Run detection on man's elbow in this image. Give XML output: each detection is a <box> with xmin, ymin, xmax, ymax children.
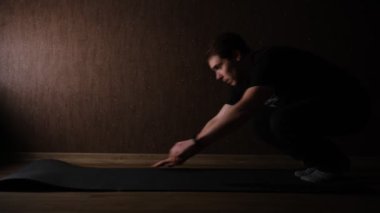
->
<box><xmin>230</xmin><ymin>106</ymin><xmax>254</xmax><ymax>120</ymax></box>
<box><xmin>233</xmin><ymin>98</ymin><xmax>269</xmax><ymax>119</ymax></box>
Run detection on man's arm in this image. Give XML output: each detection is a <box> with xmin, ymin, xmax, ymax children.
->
<box><xmin>199</xmin><ymin>104</ymin><xmax>233</xmax><ymax>133</ymax></box>
<box><xmin>194</xmin><ymin>85</ymin><xmax>274</xmax><ymax>148</ymax></box>
<box><xmin>151</xmin><ymin>85</ymin><xmax>274</xmax><ymax>168</ymax></box>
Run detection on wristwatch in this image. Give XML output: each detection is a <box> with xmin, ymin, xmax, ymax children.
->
<box><xmin>191</xmin><ymin>135</ymin><xmax>200</xmax><ymax>145</ymax></box>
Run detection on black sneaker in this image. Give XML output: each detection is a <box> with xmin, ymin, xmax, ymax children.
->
<box><xmin>299</xmin><ymin>169</ymin><xmax>344</xmax><ymax>183</ymax></box>
<box><xmin>294</xmin><ymin>167</ymin><xmax>317</xmax><ymax>177</ymax></box>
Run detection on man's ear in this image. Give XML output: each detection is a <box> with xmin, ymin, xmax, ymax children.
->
<box><xmin>234</xmin><ymin>50</ymin><xmax>242</xmax><ymax>61</ymax></box>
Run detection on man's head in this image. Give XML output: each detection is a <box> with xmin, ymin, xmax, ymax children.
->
<box><xmin>206</xmin><ymin>33</ymin><xmax>251</xmax><ymax>86</ymax></box>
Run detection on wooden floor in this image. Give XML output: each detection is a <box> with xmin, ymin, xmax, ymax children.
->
<box><xmin>0</xmin><ymin>153</ymin><xmax>379</xmax><ymax>213</ymax></box>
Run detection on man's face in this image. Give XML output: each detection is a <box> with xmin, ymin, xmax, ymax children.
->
<box><xmin>208</xmin><ymin>55</ymin><xmax>238</xmax><ymax>86</ymax></box>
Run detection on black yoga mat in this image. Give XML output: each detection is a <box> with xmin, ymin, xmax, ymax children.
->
<box><xmin>0</xmin><ymin>159</ymin><xmax>376</xmax><ymax>193</ymax></box>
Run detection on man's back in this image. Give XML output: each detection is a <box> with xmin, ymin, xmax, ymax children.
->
<box><xmin>248</xmin><ymin>46</ymin><xmax>367</xmax><ymax>104</ymax></box>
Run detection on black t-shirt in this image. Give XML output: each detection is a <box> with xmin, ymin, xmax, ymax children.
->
<box><xmin>226</xmin><ymin>46</ymin><xmax>364</xmax><ymax>106</ymax></box>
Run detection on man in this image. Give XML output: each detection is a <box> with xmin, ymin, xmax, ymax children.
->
<box><xmin>152</xmin><ymin>33</ymin><xmax>371</xmax><ymax>183</ymax></box>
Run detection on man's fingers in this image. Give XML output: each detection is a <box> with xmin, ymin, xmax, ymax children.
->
<box><xmin>151</xmin><ymin>160</ymin><xmax>167</xmax><ymax>168</ymax></box>
<box><xmin>151</xmin><ymin>157</ymin><xmax>182</xmax><ymax>168</ymax></box>
<box><xmin>152</xmin><ymin>159</ymin><xmax>171</xmax><ymax>168</ymax></box>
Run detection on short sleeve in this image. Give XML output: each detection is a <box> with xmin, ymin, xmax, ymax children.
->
<box><xmin>226</xmin><ymin>85</ymin><xmax>246</xmax><ymax>105</ymax></box>
<box><xmin>247</xmin><ymin>51</ymin><xmax>272</xmax><ymax>87</ymax></box>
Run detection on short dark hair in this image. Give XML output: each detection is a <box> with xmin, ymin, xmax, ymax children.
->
<box><xmin>206</xmin><ymin>32</ymin><xmax>251</xmax><ymax>60</ymax></box>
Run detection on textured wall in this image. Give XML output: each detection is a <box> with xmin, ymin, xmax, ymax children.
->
<box><xmin>0</xmin><ymin>0</ymin><xmax>378</xmax><ymax>155</ymax></box>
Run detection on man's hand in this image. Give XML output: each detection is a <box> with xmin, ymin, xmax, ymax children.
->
<box><xmin>151</xmin><ymin>139</ymin><xmax>203</xmax><ymax>168</ymax></box>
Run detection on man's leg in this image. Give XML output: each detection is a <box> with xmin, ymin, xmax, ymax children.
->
<box><xmin>265</xmin><ymin>97</ymin><xmax>353</xmax><ymax>173</ymax></box>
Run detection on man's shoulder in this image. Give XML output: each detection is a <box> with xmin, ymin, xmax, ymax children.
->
<box><xmin>251</xmin><ymin>45</ymin><xmax>296</xmax><ymax>67</ymax></box>
<box><xmin>255</xmin><ymin>45</ymin><xmax>303</xmax><ymax>55</ymax></box>
<box><xmin>254</xmin><ymin>45</ymin><xmax>318</xmax><ymax>66</ymax></box>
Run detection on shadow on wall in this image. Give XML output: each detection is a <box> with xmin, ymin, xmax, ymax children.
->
<box><xmin>0</xmin><ymin>89</ymin><xmax>32</xmax><ymax>167</ymax></box>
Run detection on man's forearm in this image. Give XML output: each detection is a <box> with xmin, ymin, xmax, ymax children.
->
<box><xmin>201</xmin><ymin>117</ymin><xmax>217</xmax><ymax>133</ymax></box>
<box><xmin>194</xmin><ymin>108</ymin><xmax>252</xmax><ymax>147</ymax></box>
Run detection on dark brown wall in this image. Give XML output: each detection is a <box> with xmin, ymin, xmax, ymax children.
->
<box><xmin>0</xmin><ymin>0</ymin><xmax>378</xmax><ymax>155</ymax></box>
